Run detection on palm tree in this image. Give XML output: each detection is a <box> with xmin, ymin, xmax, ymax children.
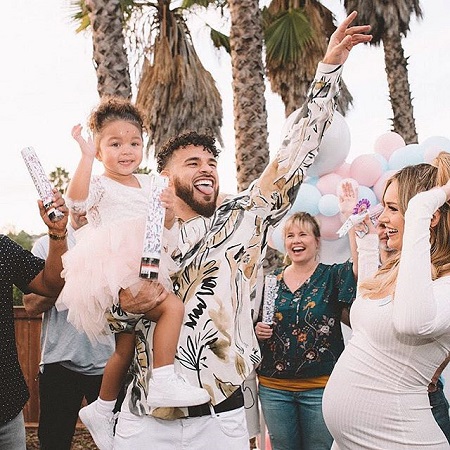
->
<box><xmin>73</xmin><ymin>0</ymin><xmax>132</xmax><ymax>98</ymax></box>
<box><xmin>344</xmin><ymin>0</ymin><xmax>422</xmax><ymax>144</ymax></box>
<box><xmin>133</xmin><ymin>4</ymin><xmax>223</xmax><ymax>154</ymax></box>
<box><xmin>70</xmin><ymin>1</ymin><xmax>223</xmax><ymax>154</ymax></box>
<box><xmin>227</xmin><ymin>0</ymin><xmax>270</xmax><ymax>191</ymax></box>
<box><xmin>49</xmin><ymin>167</ymin><xmax>71</xmax><ymax>194</ymax></box>
<box><xmin>183</xmin><ymin>0</ymin><xmax>281</xmax><ymax>273</ymax></box>
<box><xmin>263</xmin><ymin>0</ymin><xmax>353</xmax><ymax>117</ymax></box>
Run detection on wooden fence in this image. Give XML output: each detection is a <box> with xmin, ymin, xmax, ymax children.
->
<box><xmin>14</xmin><ymin>306</ymin><xmax>41</xmax><ymax>426</ymax></box>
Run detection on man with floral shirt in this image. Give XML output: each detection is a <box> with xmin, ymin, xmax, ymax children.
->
<box><xmin>112</xmin><ymin>12</ymin><xmax>372</xmax><ymax>450</ymax></box>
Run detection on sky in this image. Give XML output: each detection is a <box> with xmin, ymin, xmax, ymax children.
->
<box><xmin>1</xmin><ymin>0</ymin><xmax>449</xmax><ymax>234</ymax></box>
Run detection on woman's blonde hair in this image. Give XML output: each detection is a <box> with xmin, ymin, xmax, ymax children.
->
<box><xmin>359</xmin><ymin>152</ymin><xmax>450</xmax><ymax>296</ymax></box>
<box><xmin>282</xmin><ymin>212</ymin><xmax>321</xmax><ymax>265</ymax></box>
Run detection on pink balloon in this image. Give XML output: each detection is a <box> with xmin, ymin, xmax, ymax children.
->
<box><xmin>373</xmin><ymin>170</ymin><xmax>397</xmax><ymax>201</ymax></box>
<box><xmin>316</xmin><ymin>214</ymin><xmax>341</xmax><ymax>241</ymax></box>
<box><xmin>374</xmin><ymin>132</ymin><xmax>406</xmax><ymax>160</ymax></box>
<box><xmin>350</xmin><ymin>154</ymin><xmax>383</xmax><ymax>187</ymax></box>
<box><xmin>316</xmin><ymin>173</ymin><xmax>343</xmax><ymax>195</ymax></box>
<box><xmin>335</xmin><ymin>162</ymin><xmax>351</xmax><ymax>178</ymax></box>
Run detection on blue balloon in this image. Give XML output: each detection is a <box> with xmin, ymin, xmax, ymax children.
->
<box><xmin>422</xmin><ymin>136</ymin><xmax>450</xmax><ymax>153</ymax></box>
<box><xmin>357</xmin><ymin>185</ymin><xmax>378</xmax><ymax>207</ymax></box>
<box><xmin>291</xmin><ymin>183</ymin><xmax>321</xmax><ymax>216</ymax></box>
<box><xmin>318</xmin><ymin>194</ymin><xmax>340</xmax><ymax>217</ymax></box>
<box><xmin>305</xmin><ymin>175</ymin><xmax>319</xmax><ymax>186</ymax></box>
<box><xmin>270</xmin><ymin>225</ymin><xmax>285</xmax><ymax>253</ymax></box>
<box><xmin>388</xmin><ymin>144</ymin><xmax>424</xmax><ymax>171</ymax></box>
<box><xmin>373</xmin><ymin>153</ymin><xmax>389</xmax><ymax>172</ymax></box>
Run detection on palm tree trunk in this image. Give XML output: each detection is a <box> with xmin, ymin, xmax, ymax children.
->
<box><xmin>383</xmin><ymin>33</ymin><xmax>418</xmax><ymax>144</ymax></box>
<box><xmin>228</xmin><ymin>0</ymin><xmax>283</xmax><ymax>271</ymax></box>
<box><xmin>86</xmin><ymin>0</ymin><xmax>131</xmax><ymax>99</ymax></box>
<box><xmin>228</xmin><ymin>0</ymin><xmax>270</xmax><ymax>192</ymax></box>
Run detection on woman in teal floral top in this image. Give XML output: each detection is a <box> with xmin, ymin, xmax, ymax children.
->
<box><xmin>255</xmin><ymin>212</ymin><xmax>357</xmax><ymax>450</ymax></box>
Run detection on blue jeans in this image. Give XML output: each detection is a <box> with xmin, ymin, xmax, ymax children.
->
<box><xmin>0</xmin><ymin>411</ymin><xmax>26</xmax><ymax>450</ymax></box>
<box><xmin>429</xmin><ymin>379</ymin><xmax>450</xmax><ymax>444</ymax></box>
<box><xmin>258</xmin><ymin>384</ymin><xmax>332</xmax><ymax>450</ymax></box>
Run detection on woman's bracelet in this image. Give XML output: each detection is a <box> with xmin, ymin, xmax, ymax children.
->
<box><xmin>48</xmin><ymin>229</ymin><xmax>68</xmax><ymax>241</ymax></box>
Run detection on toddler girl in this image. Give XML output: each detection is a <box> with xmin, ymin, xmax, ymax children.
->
<box><xmin>57</xmin><ymin>97</ymin><xmax>209</xmax><ymax>449</ymax></box>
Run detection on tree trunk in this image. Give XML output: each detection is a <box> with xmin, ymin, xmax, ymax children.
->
<box><xmin>228</xmin><ymin>0</ymin><xmax>270</xmax><ymax>192</ymax></box>
<box><xmin>87</xmin><ymin>0</ymin><xmax>131</xmax><ymax>99</ymax></box>
<box><xmin>383</xmin><ymin>33</ymin><xmax>418</xmax><ymax>144</ymax></box>
<box><xmin>228</xmin><ymin>0</ymin><xmax>283</xmax><ymax>273</ymax></box>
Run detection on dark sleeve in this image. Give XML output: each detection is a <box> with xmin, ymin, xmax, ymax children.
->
<box><xmin>332</xmin><ymin>260</ymin><xmax>356</xmax><ymax>305</ymax></box>
<box><xmin>0</xmin><ymin>235</ymin><xmax>45</xmax><ymax>293</ymax></box>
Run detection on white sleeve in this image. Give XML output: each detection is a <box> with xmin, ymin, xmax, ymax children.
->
<box><xmin>393</xmin><ymin>188</ymin><xmax>450</xmax><ymax>336</ymax></box>
<box><xmin>66</xmin><ymin>175</ymin><xmax>103</xmax><ymax>214</ymax></box>
<box><xmin>31</xmin><ymin>235</ymin><xmax>50</xmax><ymax>259</ymax></box>
<box><xmin>356</xmin><ymin>234</ymin><xmax>380</xmax><ymax>289</ymax></box>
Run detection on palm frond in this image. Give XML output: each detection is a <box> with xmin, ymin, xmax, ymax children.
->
<box><xmin>210</xmin><ymin>27</ymin><xmax>230</xmax><ymax>53</ymax></box>
<box><xmin>181</xmin><ymin>0</ymin><xmax>217</xmax><ymax>8</ymax></box>
<box><xmin>264</xmin><ymin>9</ymin><xmax>314</xmax><ymax>64</ymax></box>
<box><xmin>136</xmin><ymin>9</ymin><xmax>222</xmax><ymax>154</ymax></box>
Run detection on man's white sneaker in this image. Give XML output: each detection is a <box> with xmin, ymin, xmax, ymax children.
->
<box><xmin>79</xmin><ymin>400</ymin><xmax>115</xmax><ymax>450</ymax></box>
<box><xmin>147</xmin><ymin>373</ymin><xmax>210</xmax><ymax>408</ymax></box>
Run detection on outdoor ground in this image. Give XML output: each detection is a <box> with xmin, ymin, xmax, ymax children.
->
<box><xmin>26</xmin><ymin>428</ymin><xmax>260</xmax><ymax>449</ymax></box>
<box><xmin>26</xmin><ymin>427</ymin><xmax>97</xmax><ymax>449</ymax></box>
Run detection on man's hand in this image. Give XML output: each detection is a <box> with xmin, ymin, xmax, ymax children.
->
<box><xmin>119</xmin><ymin>280</ymin><xmax>169</xmax><ymax>315</ymax></box>
<box><xmin>40</xmin><ymin>189</ymin><xmax>69</xmax><ymax>232</ymax></box>
<box><xmin>323</xmin><ymin>11</ymin><xmax>372</xmax><ymax>65</ymax></box>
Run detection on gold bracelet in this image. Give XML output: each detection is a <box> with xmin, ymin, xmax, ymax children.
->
<box><xmin>48</xmin><ymin>229</ymin><xmax>68</xmax><ymax>241</ymax></box>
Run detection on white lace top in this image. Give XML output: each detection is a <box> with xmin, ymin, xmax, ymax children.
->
<box><xmin>66</xmin><ymin>174</ymin><xmax>152</xmax><ymax>227</ymax></box>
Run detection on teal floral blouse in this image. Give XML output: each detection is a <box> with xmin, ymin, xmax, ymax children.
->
<box><xmin>257</xmin><ymin>262</ymin><xmax>356</xmax><ymax>380</ymax></box>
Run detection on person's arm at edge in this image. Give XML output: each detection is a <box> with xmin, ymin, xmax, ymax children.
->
<box><xmin>27</xmin><ymin>190</ymin><xmax>68</xmax><ymax>297</ymax></box>
<box><xmin>23</xmin><ymin>237</ymin><xmax>56</xmax><ymax>316</ymax></box>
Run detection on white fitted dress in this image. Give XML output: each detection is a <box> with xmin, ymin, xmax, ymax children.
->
<box><xmin>322</xmin><ymin>188</ymin><xmax>450</xmax><ymax>449</ymax></box>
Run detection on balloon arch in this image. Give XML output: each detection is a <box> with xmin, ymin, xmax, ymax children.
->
<box><xmin>268</xmin><ymin>113</ymin><xmax>450</xmax><ymax>255</ymax></box>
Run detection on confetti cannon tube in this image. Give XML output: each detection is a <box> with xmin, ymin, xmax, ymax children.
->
<box><xmin>139</xmin><ymin>174</ymin><xmax>169</xmax><ymax>280</ymax></box>
<box><xmin>262</xmin><ymin>274</ymin><xmax>278</xmax><ymax>325</ymax></box>
<box><xmin>21</xmin><ymin>146</ymin><xmax>64</xmax><ymax>222</ymax></box>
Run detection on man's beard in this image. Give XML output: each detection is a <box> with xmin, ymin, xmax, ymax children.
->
<box><xmin>174</xmin><ymin>178</ymin><xmax>218</xmax><ymax>218</ymax></box>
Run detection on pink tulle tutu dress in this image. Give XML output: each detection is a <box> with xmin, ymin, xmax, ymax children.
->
<box><xmin>57</xmin><ymin>174</ymin><xmax>174</xmax><ymax>342</ymax></box>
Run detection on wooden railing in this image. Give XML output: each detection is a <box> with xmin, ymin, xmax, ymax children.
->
<box><xmin>14</xmin><ymin>306</ymin><xmax>41</xmax><ymax>426</ymax></box>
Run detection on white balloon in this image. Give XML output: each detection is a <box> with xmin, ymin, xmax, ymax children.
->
<box><xmin>308</xmin><ymin>111</ymin><xmax>351</xmax><ymax>177</ymax></box>
<box><xmin>318</xmin><ymin>194</ymin><xmax>340</xmax><ymax>217</ymax></box>
<box><xmin>280</xmin><ymin>110</ymin><xmax>351</xmax><ymax>178</ymax></box>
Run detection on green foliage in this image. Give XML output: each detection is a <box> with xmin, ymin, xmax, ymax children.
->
<box><xmin>134</xmin><ymin>166</ymin><xmax>152</xmax><ymax>174</ymax></box>
<box><xmin>181</xmin><ymin>0</ymin><xmax>219</xmax><ymax>8</ymax></box>
<box><xmin>13</xmin><ymin>286</ymin><xmax>23</xmax><ymax>306</ymax></box>
<box><xmin>49</xmin><ymin>167</ymin><xmax>71</xmax><ymax>194</ymax></box>
<box><xmin>69</xmin><ymin>0</ymin><xmax>138</xmax><ymax>32</ymax></box>
<box><xmin>69</xmin><ymin>0</ymin><xmax>91</xmax><ymax>32</ymax></box>
<box><xmin>210</xmin><ymin>27</ymin><xmax>230</xmax><ymax>54</ymax></box>
<box><xmin>8</xmin><ymin>230</ymin><xmax>40</xmax><ymax>306</ymax></box>
<box><xmin>8</xmin><ymin>230</ymin><xmax>35</xmax><ymax>251</ymax></box>
<box><xmin>263</xmin><ymin>8</ymin><xmax>314</xmax><ymax>65</ymax></box>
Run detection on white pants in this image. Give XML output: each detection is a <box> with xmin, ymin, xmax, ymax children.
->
<box><xmin>113</xmin><ymin>406</ymin><xmax>249</xmax><ymax>450</ymax></box>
